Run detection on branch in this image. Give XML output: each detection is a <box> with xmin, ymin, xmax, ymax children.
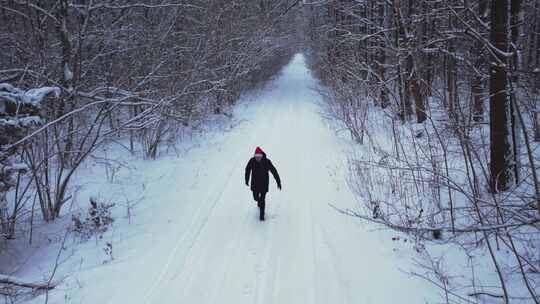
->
<box><xmin>81</xmin><ymin>2</ymin><xmax>204</xmax><ymax>11</ymax></box>
<box><xmin>468</xmin><ymin>292</ymin><xmax>504</xmax><ymax>299</ymax></box>
<box><xmin>0</xmin><ymin>275</ymin><xmax>55</xmax><ymax>290</ymax></box>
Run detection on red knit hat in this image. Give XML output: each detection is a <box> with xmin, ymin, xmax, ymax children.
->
<box><xmin>254</xmin><ymin>146</ymin><xmax>264</xmax><ymax>155</ymax></box>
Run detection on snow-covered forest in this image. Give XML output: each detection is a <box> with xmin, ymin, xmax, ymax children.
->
<box><xmin>303</xmin><ymin>1</ymin><xmax>540</xmax><ymax>302</ymax></box>
<box><xmin>1</xmin><ymin>0</ymin><xmax>539</xmax><ymax>303</ymax></box>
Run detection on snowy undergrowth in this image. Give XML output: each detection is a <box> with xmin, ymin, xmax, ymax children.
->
<box><xmin>339</xmin><ymin>98</ymin><xmax>539</xmax><ymax>303</ymax></box>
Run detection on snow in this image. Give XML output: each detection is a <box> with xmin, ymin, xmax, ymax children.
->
<box><xmin>22</xmin><ymin>87</ymin><xmax>60</xmax><ymax>107</ymax></box>
<box><xmin>0</xmin><ymin>83</ymin><xmax>23</xmax><ymax>103</ymax></box>
<box><xmin>0</xmin><ymin>116</ymin><xmax>42</xmax><ymax>129</ymax></box>
<box><xmin>64</xmin><ymin>63</ymin><xmax>74</xmax><ymax>82</ymax></box>
<box><xmin>1</xmin><ymin>162</ymin><xmax>28</xmax><ymax>172</ymax></box>
<box><xmin>7</xmin><ymin>54</ymin><xmax>440</xmax><ymax>304</ymax></box>
<box><xmin>0</xmin><ymin>83</ymin><xmax>60</xmax><ymax>108</ymax></box>
<box><xmin>17</xmin><ymin>116</ymin><xmax>43</xmax><ymax>126</ymax></box>
<box><xmin>0</xmin><ymin>117</ymin><xmax>18</xmax><ymax>127</ymax></box>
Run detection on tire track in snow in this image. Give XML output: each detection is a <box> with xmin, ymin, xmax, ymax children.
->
<box><xmin>141</xmin><ymin>155</ymin><xmax>239</xmax><ymax>304</ymax></box>
<box><xmin>141</xmin><ymin>54</ymin><xmax>439</xmax><ymax>304</ymax></box>
<box><xmin>208</xmin><ymin>97</ymin><xmax>282</xmax><ymax>304</ymax></box>
<box><xmin>261</xmin><ymin>89</ymin><xmax>317</xmax><ymax>304</ymax></box>
<box><xmin>39</xmin><ymin>54</ymin><xmax>441</xmax><ymax>304</ymax></box>
<box><xmin>256</xmin><ymin>97</ymin><xmax>294</xmax><ymax>304</ymax></box>
<box><xmin>251</xmin><ymin>97</ymin><xmax>287</xmax><ymax>304</ymax></box>
<box><xmin>145</xmin><ymin>92</ymin><xmax>283</xmax><ymax>303</ymax></box>
<box><xmin>142</xmin><ymin>103</ymin><xmax>268</xmax><ymax>303</ymax></box>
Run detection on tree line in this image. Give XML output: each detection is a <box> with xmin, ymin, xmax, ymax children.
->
<box><xmin>0</xmin><ymin>0</ymin><xmax>297</xmax><ymax>255</ymax></box>
<box><xmin>303</xmin><ymin>0</ymin><xmax>539</xmax><ymax>302</ymax></box>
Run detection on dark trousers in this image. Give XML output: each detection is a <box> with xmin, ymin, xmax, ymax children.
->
<box><xmin>252</xmin><ymin>191</ymin><xmax>266</xmax><ymax>219</ymax></box>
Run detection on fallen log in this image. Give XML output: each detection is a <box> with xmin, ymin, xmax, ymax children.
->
<box><xmin>0</xmin><ymin>275</ymin><xmax>55</xmax><ymax>290</ymax></box>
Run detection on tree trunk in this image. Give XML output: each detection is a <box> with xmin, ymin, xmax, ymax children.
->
<box><xmin>378</xmin><ymin>2</ymin><xmax>390</xmax><ymax>108</ymax></box>
<box><xmin>411</xmin><ymin>73</ymin><xmax>426</xmax><ymax>123</ymax></box>
<box><xmin>472</xmin><ymin>77</ymin><xmax>484</xmax><ymax>122</ymax></box>
<box><xmin>536</xmin><ymin>2</ymin><xmax>540</xmax><ymax>141</ymax></box>
<box><xmin>490</xmin><ymin>0</ymin><xmax>513</xmax><ymax>191</ymax></box>
<box><xmin>447</xmin><ymin>11</ymin><xmax>458</xmax><ymax>120</ymax></box>
<box><xmin>410</xmin><ymin>0</ymin><xmax>427</xmax><ymax>124</ymax></box>
<box><xmin>393</xmin><ymin>0</ymin><xmax>412</xmax><ymax>121</ymax></box>
<box><xmin>472</xmin><ymin>0</ymin><xmax>488</xmax><ymax>122</ymax></box>
<box><xmin>510</xmin><ymin>0</ymin><xmax>522</xmax><ymax>184</ymax></box>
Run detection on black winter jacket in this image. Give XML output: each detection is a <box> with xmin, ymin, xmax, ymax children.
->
<box><xmin>245</xmin><ymin>153</ymin><xmax>281</xmax><ymax>193</ymax></box>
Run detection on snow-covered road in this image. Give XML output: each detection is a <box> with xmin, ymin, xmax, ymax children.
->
<box><xmin>32</xmin><ymin>54</ymin><xmax>437</xmax><ymax>304</ymax></box>
<box><xmin>134</xmin><ymin>54</ymin><xmax>436</xmax><ymax>304</ymax></box>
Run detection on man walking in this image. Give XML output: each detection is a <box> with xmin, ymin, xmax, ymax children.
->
<box><xmin>245</xmin><ymin>147</ymin><xmax>281</xmax><ymax>221</ymax></box>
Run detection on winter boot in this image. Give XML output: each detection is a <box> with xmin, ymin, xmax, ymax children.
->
<box><xmin>259</xmin><ymin>201</ymin><xmax>265</xmax><ymax>221</ymax></box>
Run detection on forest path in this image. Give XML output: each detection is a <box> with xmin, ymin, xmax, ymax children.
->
<box><xmin>65</xmin><ymin>54</ymin><xmax>436</xmax><ymax>304</ymax></box>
